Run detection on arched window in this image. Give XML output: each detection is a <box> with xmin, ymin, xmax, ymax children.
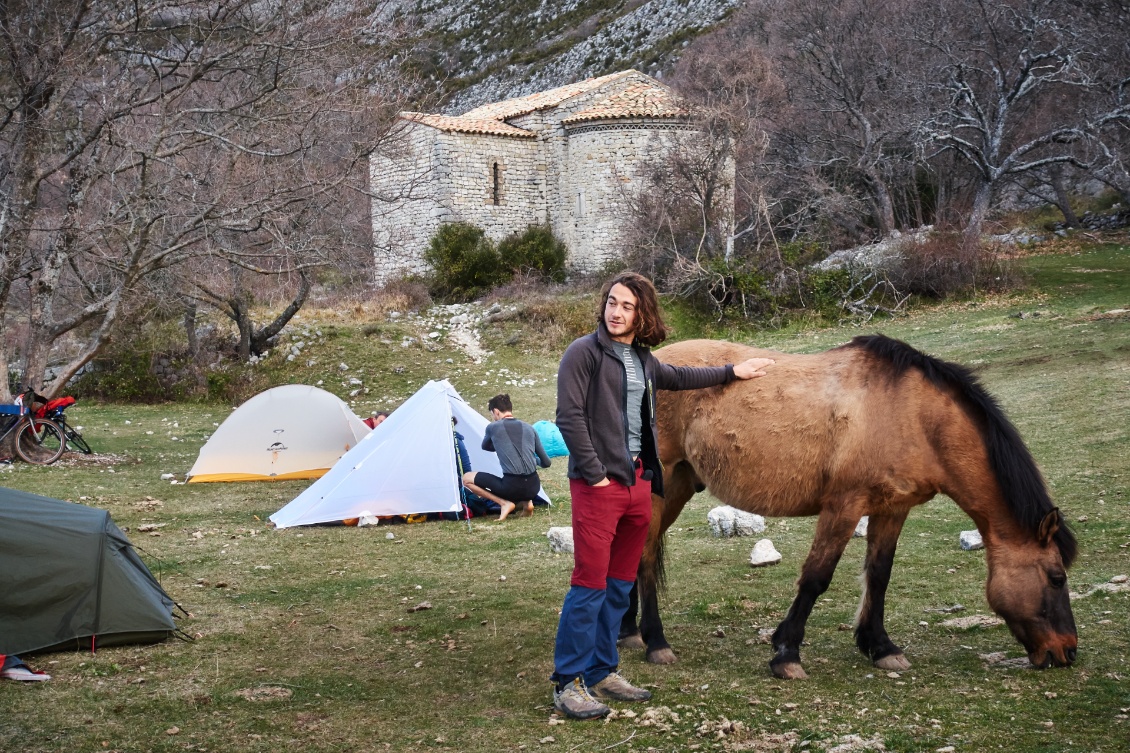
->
<box><xmin>491</xmin><ymin>162</ymin><xmax>501</xmax><ymax>205</ymax></box>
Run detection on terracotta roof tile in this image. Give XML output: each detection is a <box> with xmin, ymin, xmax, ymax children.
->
<box><xmin>560</xmin><ymin>81</ymin><xmax>690</xmax><ymax>125</ymax></box>
<box><xmin>400</xmin><ymin>112</ymin><xmax>536</xmax><ymax>138</ymax></box>
<box><xmin>460</xmin><ymin>70</ymin><xmax>638</xmax><ymax>120</ymax></box>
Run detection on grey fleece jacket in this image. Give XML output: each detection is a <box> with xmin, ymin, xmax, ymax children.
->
<box><xmin>555</xmin><ymin>324</ymin><xmax>734</xmax><ymax>497</ymax></box>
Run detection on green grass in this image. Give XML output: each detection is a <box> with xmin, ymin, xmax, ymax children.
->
<box><xmin>2</xmin><ymin>242</ymin><xmax>1128</xmax><ymax>752</ymax></box>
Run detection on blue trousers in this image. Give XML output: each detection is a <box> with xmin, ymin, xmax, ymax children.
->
<box><xmin>551</xmin><ymin>577</ymin><xmax>633</xmax><ymax>688</ymax></box>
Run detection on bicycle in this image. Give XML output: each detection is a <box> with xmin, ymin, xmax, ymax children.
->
<box><xmin>35</xmin><ymin>395</ymin><xmax>92</xmax><ymax>454</ymax></box>
<box><xmin>0</xmin><ymin>389</ymin><xmax>65</xmax><ymax>464</ymax></box>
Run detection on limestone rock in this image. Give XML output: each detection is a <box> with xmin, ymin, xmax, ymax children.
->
<box><xmin>959</xmin><ymin>530</ymin><xmax>984</xmax><ymax>550</ymax></box>
<box><xmin>749</xmin><ymin>539</ymin><xmax>782</xmax><ymax>567</ymax></box>
<box><xmin>708</xmin><ymin>506</ymin><xmax>766</xmax><ymax>538</ymax></box>
<box><xmin>547</xmin><ymin>526</ymin><xmax>574</xmax><ymax>554</ymax></box>
<box><xmin>853</xmin><ymin>517</ymin><xmax>868</xmax><ymax>538</ymax></box>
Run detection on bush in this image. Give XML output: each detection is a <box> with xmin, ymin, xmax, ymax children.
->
<box><xmin>497</xmin><ymin>224</ymin><xmax>567</xmax><ymax>282</ymax></box>
<box><xmin>423</xmin><ymin>223</ymin><xmax>509</xmax><ymax>302</ymax></box>
<box><xmin>75</xmin><ymin>352</ymin><xmax>189</xmax><ymax>402</ymax></box>
<box><xmin>424</xmin><ymin>222</ymin><xmax>569</xmax><ymax>302</ymax></box>
<box><xmin>893</xmin><ymin>232</ymin><xmax>1019</xmax><ymax>298</ymax></box>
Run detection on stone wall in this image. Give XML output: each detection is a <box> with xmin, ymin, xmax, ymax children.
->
<box><xmin>371</xmin><ymin>127</ymin><xmax>544</xmax><ymax>284</ymax></box>
<box><xmin>370</xmin><ymin>126</ymin><xmax>444</xmax><ymax>283</ymax></box>
<box><xmin>559</xmin><ymin>121</ymin><xmax>700</xmax><ymax>272</ymax></box>
<box><xmin>438</xmin><ymin>131</ymin><xmax>544</xmax><ymax>244</ymax></box>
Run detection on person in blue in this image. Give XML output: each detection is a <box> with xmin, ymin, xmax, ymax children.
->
<box><xmin>463</xmin><ymin>394</ymin><xmax>551</xmax><ymax>521</ymax></box>
<box><xmin>451</xmin><ymin>416</ymin><xmax>492</xmax><ymax>518</ymax></box>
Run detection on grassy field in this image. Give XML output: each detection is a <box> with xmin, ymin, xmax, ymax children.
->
<box><xmin>2</xmin><ymin>241</ymin><xmax>1128</xmax><ymax>752</ymax></box>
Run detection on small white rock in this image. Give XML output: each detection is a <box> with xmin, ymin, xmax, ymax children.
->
<box><xmin>959</xmin><ymin>530</ymin><xmax>984</xmax><ymax>550</ymax></box>
<box><xmin>750</xmin><ymin>539</ymin><xmax>782</xmax><ymax>567</ymax></box>
<box><xmin>854</xmin><ymin>517</ymin><xmax>869</xmax><ymax>538</ymax></box>
<box><xmin>160</xmin><ymin>473</ymin><xmax>175</xmax><ymax>480</ymax></box>
<box><xmin>547</xmin><ymin>526</ymin><xmax>574</xmax><ymax>553</ymax></box>
<box><xmin>1111</xmin><ymin>574</ymin><xmax>1129</xmax><ymax>584</ymax></box>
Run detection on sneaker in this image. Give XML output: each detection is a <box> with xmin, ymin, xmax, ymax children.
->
<box><xmin>553</xmin><ymin>678</ymin><xmax>611</xmax><ymax>720</ymax></box>
<box><xmin>1</xmin><ymin>666</ymin><xmax>50</xmax><ymax>682</ymax></box>
<box><xmin>590</xmin><ymin>672</ymin><xmax>652</xmax><ymax>702</ymax></box>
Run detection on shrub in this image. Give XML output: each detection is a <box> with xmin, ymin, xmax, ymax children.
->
<box><xmin>497</xmin><ymin>224</ymin><xmax>567</xmax><ymax>282</ymax></box>
<box><xmin>75</xmin><ymin>352</ymin><xmax>189</xmax><ymax>402</ymax></box>
<box><xmin>424</xmin><ymin>222</ymin><xmax>569</xmax><ymax>301</ymax></box>
<box><xmin>423</xmin><ymin>223</ymin><xmax>508</xmax><ymax>302</ymax></box>
<box><xmin>893</xmin><ymin>231</ymin><xmax>1019</xmax><ymax>298</ymax></box>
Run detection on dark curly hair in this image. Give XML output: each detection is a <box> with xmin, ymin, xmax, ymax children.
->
<box><xmin>597</xmin><ymin>271</ymin><xmax>670</xmax><ymax>347</ymax></box>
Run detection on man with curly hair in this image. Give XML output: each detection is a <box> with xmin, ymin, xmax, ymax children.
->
<box><xmin>551</xmin><ymin>271</ymin><xmax>774</xmax><ymax>720</ymax></box>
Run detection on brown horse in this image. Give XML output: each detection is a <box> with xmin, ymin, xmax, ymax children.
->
<box><xmin>619</xmin><ymin>334</ymin><xmax>1077</xmax><ymax>679</ymax></box>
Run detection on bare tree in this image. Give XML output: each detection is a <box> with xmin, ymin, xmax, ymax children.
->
<box><xmin>761</xmin><ymin>0</ymin><xmax>924</xmax><ymax>237</ymax></box>
<box><xmin>915</xmin><ymin>0</ymin><xmax>1110</xmax><ymax>240</ymax></box>
<box><xmin>0</xmin><ymin>0</ymin><xmax>417</xmax><ymax>399</ymax></box>
<box><xmin>1069</xmin><ymin>0</ymin><xmax>1130</xmax><ymax>204</ymax></box>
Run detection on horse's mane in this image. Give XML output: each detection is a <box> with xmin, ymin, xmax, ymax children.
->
<box><xmin>847</xmin><ymin>334</ymin><xmax>1077</xmax><ymax>567</ymax></box>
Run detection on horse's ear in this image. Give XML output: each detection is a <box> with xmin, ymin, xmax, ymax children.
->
<box><xmin>1037</xmin><ymin>508</ymin><xmax>1061</xmax><ymax>546</ymax></box>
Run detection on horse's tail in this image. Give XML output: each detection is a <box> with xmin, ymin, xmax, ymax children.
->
<box><xmin>638</xmin><ymin>531</ymin><xmax>668</xmax><ymax>596</ymax></box>
<box><xmin>848</xmin><ymin>334</ymin><xmax>1077</xmax><ymax>567</ymax></box>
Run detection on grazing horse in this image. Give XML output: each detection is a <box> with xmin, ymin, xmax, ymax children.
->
<box><xmin>619</xmin><ymin>335</ymin><xmax>1078</xmax><ymax>679</ymax></box>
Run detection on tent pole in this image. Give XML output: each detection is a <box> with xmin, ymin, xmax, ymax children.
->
<box><xmin>453</xmin><ymin>428</ymin><xmax>472</xmax><ymax>533</ymax></box>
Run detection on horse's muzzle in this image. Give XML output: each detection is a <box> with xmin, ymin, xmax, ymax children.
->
<box><xmin>1030</xmin><ymin>643</ymin><xmax>1077</xmax><ymax>669</ymax></box>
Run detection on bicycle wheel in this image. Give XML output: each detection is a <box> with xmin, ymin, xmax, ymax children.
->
<box><xmin>16</xmin><ymin>418</ymin><xmax>66</xmax><ymax>465</ymax></box>
<box><xmin>65</xmin><ymin>425</ymin><xmax>93</xmax><ymax>454</ymax></box>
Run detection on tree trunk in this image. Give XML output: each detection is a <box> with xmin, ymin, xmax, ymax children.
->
<box><xmin>184</xmin><ymin>299</ymin><xmax>199</xmax><ymax>358</ymax></box>
<box><xmin>864</xmin><ymin>169</ymin><xmax>897</xmax><ymax>236</ymax></box>
<box><xmin>1048</xmin><ymin>165</ymin><xmax>1079</xmax><ymax>227</ymax></box>
<box><xmin>231</xmin><ymin>295</ymin><xmax>254</xmax><ymax>362</ymax></box>
<box><xmin>964</xmin><ymin>180</ymin><xmax>994</xmax><ymax>242</ymax></box>
<box><xmin>249</xmin><ymin>272</ymin><xmax>311</xmax><ymax>356</ymax></box>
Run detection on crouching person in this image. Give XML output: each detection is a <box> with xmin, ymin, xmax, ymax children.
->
<box><xmin>462</xmin><ymin>394</ymin><xmax>550</xmax><ymax>521</ymax></box>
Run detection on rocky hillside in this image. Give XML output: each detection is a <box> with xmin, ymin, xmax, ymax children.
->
<box><xmin>391</xmin><ymin>0</ymin><xmax>739</xmax><ymax>112</ymax></box>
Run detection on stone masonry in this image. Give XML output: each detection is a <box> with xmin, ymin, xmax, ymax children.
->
<box><xmin>370</xmin><ymin>70</ymin><xmax>733</xmax><ymax>283</ymax></box>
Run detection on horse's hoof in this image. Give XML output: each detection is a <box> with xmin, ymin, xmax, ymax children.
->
<box><xmin>874</xmin><ymin>653</ymin><xmax>911</xmax><ymax>671</ymax></box>
<box><xmin>647</xmin><ymin>647</ymin><xmax>678</xmax><ymax>665</ymax></box>
<box><xmin>771</xmin><ymin>662</ymin><xmax>808</xmax><ymax>680</ymax></box>
<box><xmin>617</xmin><ymin>633</ymin><xmax>646</xmax><ymax>650</ymax></box>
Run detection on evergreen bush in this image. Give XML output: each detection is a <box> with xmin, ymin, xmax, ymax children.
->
<box><xmin>424</xmin><ymin>222</ymin><xmax>568</xmax><ymax>301</ymax></box>
<box><xmin>423</xmin><ymin>223</ymin><xmax>509</xmax><ymax>302</ymax></box>
<box><xmin>497</xmin><ymin>224</ymin><xmax>567</xmax><ymax>282</ymax></box>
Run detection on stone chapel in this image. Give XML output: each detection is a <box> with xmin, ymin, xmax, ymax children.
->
<box><xmin>369</xmin><ymin>69</ymin><xmax>731</xmax><ymax>283</ymax></box>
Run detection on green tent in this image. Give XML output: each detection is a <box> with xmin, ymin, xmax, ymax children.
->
<box><xmin>0</xmin><ymin>488</ymin><xmax>182</xmax><ymax>655</ymax></box>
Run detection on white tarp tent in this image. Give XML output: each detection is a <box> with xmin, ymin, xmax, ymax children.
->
<box><xmin>269</xmin><ymin>380</ymin><xmax>549</xmax><ymax>528</ymax></box>
<box><xmin>187</xmin><ymin>384</ymin><xmax>371</xmax><ymax>483</ymax></box>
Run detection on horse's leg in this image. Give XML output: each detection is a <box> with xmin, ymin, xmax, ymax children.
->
<box><xmin>770</xmin><ymin>506</ymin><xmax>860</xmax><ymax>680</ymax></box>
<box><xmin>854</xmin><ymin>511</ymin><xmax>913</xmax><ymax>671</ymax></box>
<box><xmin>631</xmin><ymin>461</ymin><xmax>697</xmax><ymax>664</ymax></box>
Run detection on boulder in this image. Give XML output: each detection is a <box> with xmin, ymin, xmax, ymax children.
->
<box><xmin>853</xmin><ymin>517</ymin><xmax>868</xmax><ymax>538</ymax></box>
<box><xmin>708</xmin><ymin>506</ymin><xmax>767</xmax><ymax>538</ymax></box>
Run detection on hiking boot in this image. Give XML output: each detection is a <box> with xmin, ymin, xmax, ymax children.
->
<box><xmin>553</xmin><ymin>678</ymin><xmax>611</xmax><ymax>720</ymax></box>
<box><xmin>590</xmin><ymin>672</ymin><xmax>652</xmax><ymax>702</ymax></box>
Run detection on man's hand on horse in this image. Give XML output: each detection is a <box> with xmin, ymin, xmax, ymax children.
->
<box><xmin>733</xmin><ymin>357</ymin><xmax>775</xmax><ymax>380</ymax></box>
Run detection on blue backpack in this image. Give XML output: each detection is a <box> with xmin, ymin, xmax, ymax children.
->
<box><xmin>532</xmin><ymin>420</ymin><xmax>569</xmax><ymax>458</ymax></box>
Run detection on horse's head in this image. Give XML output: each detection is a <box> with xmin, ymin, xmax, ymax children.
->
<box><xmin>985</xmin><ymin>509</ymin><xmax>1077</xmax><ymax>668</ymax></box>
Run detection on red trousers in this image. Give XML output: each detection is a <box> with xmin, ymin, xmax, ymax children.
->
<box><xmin>569</xmin><ymin>462</ymin><xmax>652</xmax><ymax>589</ymax></box>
